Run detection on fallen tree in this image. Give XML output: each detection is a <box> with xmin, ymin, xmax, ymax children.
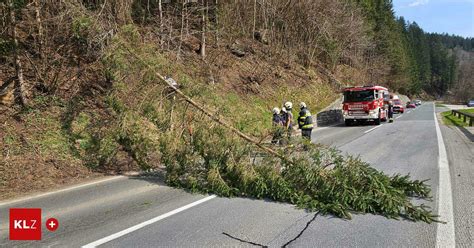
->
<box><xmin>113</xmin><ymin>40</ymin><xmax>438</xmax><ymax>223</ymax></box>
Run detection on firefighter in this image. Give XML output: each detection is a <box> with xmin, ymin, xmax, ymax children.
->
<box><xmin>388</xmin><ymin>100</ymin><xmax>394</xmax><ymax>123</ymax></box>
<box><xmin>271</xmin><ymin>107</ymin><xmax>283</xmax><ymax>144</ymax></box>
<box><xmin>282</xmin><ymin>102</ymin><xmax>294</xmax><ymax>141</ymax></box>
<box><xmin>298</xmin><ymin>102</ymin><xmax>314</xmax><ymax>140</ymax></box>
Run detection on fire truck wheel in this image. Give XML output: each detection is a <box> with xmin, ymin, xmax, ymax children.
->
<box><xmin>345</xmin><ymin>120</ymin><xmax>353</xmax><ymax>126</ymax></box>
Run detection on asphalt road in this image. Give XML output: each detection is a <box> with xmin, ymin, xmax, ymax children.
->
<box><xmin>0</xmin><ymin>103</ymin><xmax>471</xmax><ymax>247</ymax></box>
<box><xmin>436</xmin><ymin>106</ymin><xmax>473</xmax><ymax>247</ymax></box>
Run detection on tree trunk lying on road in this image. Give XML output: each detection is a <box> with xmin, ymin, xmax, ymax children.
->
<box><xmin>122</xmin><ymin>44</ymin><xmax>288</xmax><ymax>162</ymax></box>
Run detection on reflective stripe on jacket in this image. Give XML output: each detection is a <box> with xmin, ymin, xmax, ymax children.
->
<box><xmin>298</xmin><ymin>108</ymin><xmax>314</xmax><ymax>129</ymax></box>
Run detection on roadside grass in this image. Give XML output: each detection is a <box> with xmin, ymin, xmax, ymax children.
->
<box><xmin>459</xmin><ymin>109</ymin><xmax>474</xmax><ymax>115</ymax></box>
<box><xmin>441</xmin><ymin>109</ymin><xmax>474</xmax><ymax>127</ymax></box>
<box><xmin>435</xmin><ymin>103</ymin><xmax>446</xmax><ymax>107</ymax></box>
<box><xmin>1</xmin><ymin>97</ymin><xmax>78</xmax><ymax>160</ymax></box>
<box><xmin>0</xmin><ymin>96</ymin><xmax>93</xmax><ymax>200</ymax></box>
<box><xmin>25</xmin><ymin>109</ymin><xmax>71</xmax><ymax>158</ymax></box>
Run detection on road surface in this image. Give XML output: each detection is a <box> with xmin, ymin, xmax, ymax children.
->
<box><xmin>0</xmin><ymin>103</ymin><xmax>472</xmax><ymax>247</ymax></box>
<box><xmin>441</xmin><ymin>104</ymin><xmax>473</xmax><ymax>110</ymax></box>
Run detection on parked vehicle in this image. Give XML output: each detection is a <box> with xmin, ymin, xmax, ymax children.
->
<box><xmin>414</xmin><ymin>100</ymin><xmax>422</xmax><ymax>106</ymax></box>
<box><xmin>406</xmin><ymin>102</ymin><xmax>416</xmax><ymax>108</ymax></box>
<box><xmin>467</xmin><ymin>100</ymin><xmax>474</xmax><ymax>107</ymax></box>
<box><xmin>342</xmin><ymin>85</ymin><xmax>389</xmax><ymax>126</ymax></box>
<box><xmin>393</xmin><ymin>99</ymin><xmax>404</xmax><ymax>113</ymax></box>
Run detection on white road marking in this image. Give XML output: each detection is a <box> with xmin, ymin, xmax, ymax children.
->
<box><xmin>82</xmin><ymin>195</ymin><xmax>217</xmax><ymax>247</ymax></box>
<box><xmin>364</xmin><ymin>125</ymin><xmax>382</xmax><ymax>134</ymax></box>
<box><xmin>396</xmin><ymin>115</ymin><xmax>402</xmax><ymax>119</ymax></box>
<box><xmin>433</xmin><ymin>103</ymin><xmax>456</xmax><ymax>248</ymax></box>
<box><xmin>0</xmin><ymin>176</ymin><xmax>124</xmax><ymax>207</ymax></box>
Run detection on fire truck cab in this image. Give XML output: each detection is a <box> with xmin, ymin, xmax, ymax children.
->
<box><xmin>342</xmin><ymin>85</ymin><xmax>389</xmax><ymax>126</ymax></box>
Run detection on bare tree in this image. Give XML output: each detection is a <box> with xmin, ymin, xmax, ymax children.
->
<box><xmin>214</xmin><ymin>0</ymin><xmax>219</xmax><ymax>46</ymax></box>
<box><xmin>34</xmin><ymin>0</ymin><xmax>44</xmax><ymax>59</ymax></box>
<box><xmin>8</xmin><ymin>0</ymin><xmax>28</xmax><ymax>106</ymax></box>
<box><xmin>177</xmin><ymin>1</ymin><xmax>186</xmax><ymax>59</ymax></box>
<box><xmin>158</xmin><ymin>0</ymin><xmax>163</xmax><ymax>47</ymax></box>
<box><xmin>109</xmin><ymin>0</ymin><xmax>133</xmax><ymax>25</ymax></box>
<box><xmin>252</xmin><ymin>0</ymin><xmax>256</xmax><ymax>39</ymax></box>
<box><xmin>200</xmin><ymin>0</ymin><xmax>207</xmax><ymax>58</ymax></box>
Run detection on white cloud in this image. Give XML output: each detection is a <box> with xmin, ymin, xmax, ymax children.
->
<box><xmin>408</xmin><ymin>0</ymin><xmax>430</xmax><ymax>7</ymax></box>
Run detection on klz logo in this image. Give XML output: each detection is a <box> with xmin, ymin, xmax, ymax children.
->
<box><xmin>9</xmin><ymin>208</ymin><xmax>42</xmax><ymax>240</ymax></box>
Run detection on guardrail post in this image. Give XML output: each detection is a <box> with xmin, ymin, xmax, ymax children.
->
<box><xmin>451</xmin><ymin>110</ymin><xmax>474</xmax><ymax>126</ymax></box>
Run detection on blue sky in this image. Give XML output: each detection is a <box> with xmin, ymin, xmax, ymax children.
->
<box><xmin>393</xmin><ymin>0</ymin><xmax>474</xmax><ymax>37</ymax></box>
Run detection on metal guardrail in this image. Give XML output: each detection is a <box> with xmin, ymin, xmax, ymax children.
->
<box><xmin>451</xmin><ymin>110</ymin><xmax>474</xmax><ymax>126</ymax></box>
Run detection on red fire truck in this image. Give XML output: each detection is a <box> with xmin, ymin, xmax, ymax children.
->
<box><xmin>342</xmin><ymin>85</ymin><xmax>389</xmax><ymax>126</ymax></box>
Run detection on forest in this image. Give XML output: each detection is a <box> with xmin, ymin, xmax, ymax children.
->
<box><xmin>352</xmin><ymin>0</ymin><xmax>472</xmax><ymax>97</ymax></box>
<box><xmin>1</xmin><ymin>1</ymin><xmax>471</xmax><ymax>103</ymax></box>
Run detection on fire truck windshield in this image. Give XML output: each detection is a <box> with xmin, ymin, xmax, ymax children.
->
<box><xmin>344</xmin><ymin>90</ymin><xmax>375</xmax><ymax>102</ymax></box>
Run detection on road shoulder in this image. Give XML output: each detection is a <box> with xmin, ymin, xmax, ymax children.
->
<box><xmin>439</xmin><ymin>121</ymin><xmax>474</xmax><ymax>247</ymax></box>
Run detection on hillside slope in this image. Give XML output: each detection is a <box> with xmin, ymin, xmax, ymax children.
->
<box><xmin>0</xmin><ymin>1</ymin><xmax>342</xmax><ymax>197</ymax></box>
<box><xmin>449</xmin><ymin>49</ymin><xmax>474</xmax><ymax>102</ymax></box>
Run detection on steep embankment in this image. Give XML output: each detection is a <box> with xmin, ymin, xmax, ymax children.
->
<box><xmin>0</xmin><ymin>105</ymin><xmax>100</xmax><ymax>199</ymax></box>
<box><xmin>0</xmin><ymin>25</ymin><xmax>338</xmax><ymax>199</ymax></box>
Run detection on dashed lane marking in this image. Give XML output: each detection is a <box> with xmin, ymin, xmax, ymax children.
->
<box><xmin>364</xmin><ymin>125</ymin><xmax>383</xmax><ymax>134</ymax></box>
<box><xmin>82</xmin><ymin>195</ymin><xmax>217</xmax><ymax>247</ymax></box>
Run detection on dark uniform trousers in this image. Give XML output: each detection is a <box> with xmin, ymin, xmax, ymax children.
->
<box><xmin>302</xmin><ymin>129</ymin><xmax>312</xmax><ymax>140</ymax></box>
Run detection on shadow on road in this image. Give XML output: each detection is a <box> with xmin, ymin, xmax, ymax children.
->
<box><xmin>456</xmin><ymin>126</ymin><xmax>474</xmax><ymax>142</ymax></box>
<box><xmin>126</xmin><ymin>170</ymin><xmax>167</xmax><ymax>186</ymax></box>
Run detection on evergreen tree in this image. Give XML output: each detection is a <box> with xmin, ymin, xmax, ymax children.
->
<box><xmin>352</xmin><ymin>0</ymin><xmax>464</xmax><ymax>96</ymax></box>
<box><xmin>406</xmin><ymin>22</ymin><xmax>431</xmax><ymax>93</ymax></box>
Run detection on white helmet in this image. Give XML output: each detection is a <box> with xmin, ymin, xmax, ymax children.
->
<box><xmin>284</xmin><ymin>102</ymin><xmax>293</xmax><ymax>110</ymax></box>
<box><xmin>272</xmin><ymin>107</ymin><xmax>280</xmax><ymax>114</ymax></box>
<box><xmin>299</xmin><ymin>102</ymin><xmax>307</xmax><ymax>109</ymax></box>
<box><xmin>281</xmin><ymin>107</ymin><xmax>288</xmax><ymax>113</ymax></box>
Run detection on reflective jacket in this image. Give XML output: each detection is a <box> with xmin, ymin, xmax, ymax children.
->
<box><xmin>298</xmin><ymin>108</ymin><xmax>314</xmax><ymax>130</ymax></box>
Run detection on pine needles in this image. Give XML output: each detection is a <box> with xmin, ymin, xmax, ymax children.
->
<box><xmin>161</xmin><ymin>124</ymin><xmax>438</xmax><ymax>223</ymax></box>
